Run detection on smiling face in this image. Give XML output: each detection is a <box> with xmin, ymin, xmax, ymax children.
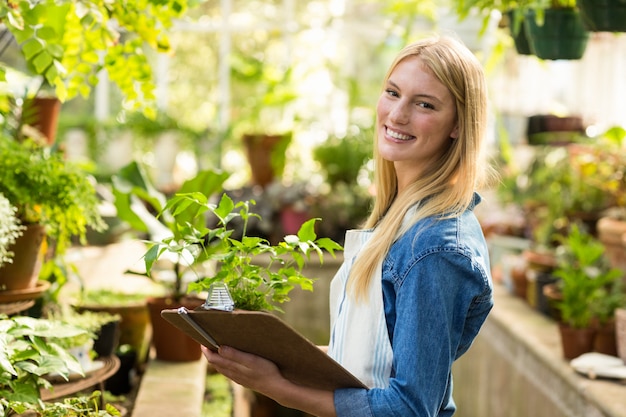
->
<box><xmin>376</xmin><ymin>55</ymin><xmax>458</xmax><ymax>190</ymax></box>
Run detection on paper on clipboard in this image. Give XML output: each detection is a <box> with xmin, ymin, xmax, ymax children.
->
<box><xmin>161</xmin><ymin>307</ymin><xmax>367</xmax><ymax>391</ymax></box>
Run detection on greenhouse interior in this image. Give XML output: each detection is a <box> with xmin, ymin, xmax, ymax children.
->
<box><xmin>1</xmin><ymin>0</ymin><xmax>626</xmax><ymax>416</ymax></box>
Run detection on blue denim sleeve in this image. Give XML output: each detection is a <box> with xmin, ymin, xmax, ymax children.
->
<box><xmin>334</xmin><ymin>388</ymin><xmax>374</xmax><ymax>417</ymax></box>
<box><xmin>333</xmin><ymin>250</ymin><xmax>492</xmax><ymax>417</ymax></box>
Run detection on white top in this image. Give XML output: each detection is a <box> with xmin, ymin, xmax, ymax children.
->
<box><xmin>327</xmin><ymin>228</ymin><xmax>393</xmax><ymax>389</ymax></box>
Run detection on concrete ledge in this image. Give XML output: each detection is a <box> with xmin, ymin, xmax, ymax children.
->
<box><xmin>453</xmin><ymin>285</ymin><xmax>626</xmax><ymax>417</ymax></box>
<box><xmin>131</xmin><ymin>359</ymin><xmax>207</xmax><ymax>417</ymax></box>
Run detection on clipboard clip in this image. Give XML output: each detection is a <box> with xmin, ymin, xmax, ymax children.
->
<box><xmin>201</xmin><ymin>282</ymin><xmax>235</xmax><ymax>311</ymax></box>
<box><xmin>177</xmin><ymin>306</ymin><xmax>220</xmax><ymax>350</ymax></box>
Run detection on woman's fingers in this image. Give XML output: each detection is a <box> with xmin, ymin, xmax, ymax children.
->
<box><xmin>202</xmin><ymin>345</ymin><xmax>281</xmax><ymax>391</ymax></box>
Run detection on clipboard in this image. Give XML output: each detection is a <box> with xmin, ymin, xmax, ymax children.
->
<box><xmin>161</xmin><ymin>307</ymin><xmax>367</xmax><ymax>391</ymax></box>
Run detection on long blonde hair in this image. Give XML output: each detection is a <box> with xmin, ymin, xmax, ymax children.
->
<box><xmin>347</xmin><ymin>35</ymin><xmax>496</xmax><ymax>300</ymax></box>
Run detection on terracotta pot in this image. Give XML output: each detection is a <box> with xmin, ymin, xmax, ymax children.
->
<box><xmin>522</xmin><ymin>249</ymin><xmax>557</xmax><ymax>272</ymax></box>
<box><xmin>593</xmin><ymin>320</ymin><xmax>618</xmax><ymax>357</ymax></box>
<box><xmin>147</xmin><ymin>295</ymin><xmax>205</xmax><ymax>362</ymax></box>
<box><xmin>511</xmin><ymin>261</ymin><xmax>528</xmax><ymax>300</ymax></box>
<box><xmin>0</xmin><ymin>224</ymin><xmax>46</xmax><ymax>290</ymax></box>
<box><xmin>24</xmin><ymin>96</ymin><xmax>61</xmax><ymax>144</ymax></box>
<box><xmin>596</xmin><ymin>217</ymin><xmax>626</xmax><ymax>277</ymax></box>
<box><xmin>242</xmin><ymin>133</ymin><xmax>291</xmax><ymax>188</ymax></box>
<box><xmin>558</xmin><ymin>323</ymin><xmax>596</xmax><ymax>360</ymax></box>
<box><xmin>616</xmin><ymin>308</ymin><xmax>626</xmax><ymax>365</ymax></box>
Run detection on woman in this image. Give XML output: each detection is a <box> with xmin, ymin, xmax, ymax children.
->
<box><xmin>204</xmin><ymin>34</ymin><xmax>496</xmax><ymax>417</ymax></box>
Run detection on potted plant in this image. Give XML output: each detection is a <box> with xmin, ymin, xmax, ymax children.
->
<box><xmin>551</xmin><ymin>224</ymin><xmax>624</xmax><ymax>359</ymax></box>
<box><xmin>591</xmin><ymin>276</ymin><xmax>625</xmax><ymax>356</ymax></box>
<box><xmin>0</xmin><ymin>135</ymin><xmax>105</xmax><ymax>292</ymax></box>
<box><xmin>74</xmin><ymin>289</ymin><xmax>155</xmax><ymax>369</ymax></box>
<box><xmin>0</xmin><ymin>315</ymin><xmax>121</xmax><ymax>417</ymax></box>
<box><xmin>46</xmin><ymin>318</ymin><xmax>98</xmax><ymax>374</ymax></box>
<box><xmin>575</xmin><ymin>126</ymin><xmax>626</xmax><ymax>272</ymax></box>
<box><xmin>111</xmin><ymin>161</ymin><xmax>230</xmax><ymax>361</ymax></box>
<box><xmin>523</xmin><ymin>0</ymin><xmax>590</xmax><ymax>60</ymax></box>
<box><xmin>311</xmin><ymin>128</ymin><xmax>374</xmax><ymax>245</ymax></box>
<box><xmin>8</xmin><ymin>391</ymin><xmax>122</xmax><ymax>417</ymax></box>
<box><xmin>144</xmin><ymin>192</ymin><xmax>342</xmax><ymax>312</ymax></box>
<box><xmin>56</xmin><ymin>309</ymin><xmax>122</xmax><ymax>359</ymax></box>
<box><xmin>577</xmin><ymin>0</ymin><xmax>626</xmax><ymax>32</ymax></box>
<box><xmin>451</xmin><ymin>0</ymin><xmax>536</xmax><ymax>54</ymax></box>
<box><xmin>229</xmin><ymin>54</ymin><xmax>298</xmax><ymax>188</ymax></box>
<box><xmin>146</xmin><ymin>191</ymin><xmax>342</xmax><ymax>413</ymax></box>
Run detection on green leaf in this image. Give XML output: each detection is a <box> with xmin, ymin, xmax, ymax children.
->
<box><xmin>144</xmin><ymin>244</ymin><xmax>164</xmax><ymax>277</ymax></box>
<box><xmin>314</xmin><ymin>238</ymin><xmax>343</xmax><ymax>257</ymax></box>
<box><xmin>178</xmin><ymin>169</ymin><xmax>229</xmax><ymax>196</ymax></box>
<box><xmin>215</xmin><ymin>194</ymin><xmax>235</xmax><ymax>221</ymax></box>
<box><xmin>32</xmin><ymin>50</ymin><xmax>53</xmax><ymax>73</ymax></box>
<box><xmin>44</xmin><ymin>63</ymin><xmax>60</xmax><ymax>85</ymax></box>
<box><xmin>20</xmin><ymin>38</ymin><xmax>44</xmax><ymax>60</ymax></box>
<box><xmin>297</xmin><ymin>218</ymin><xmax>318</xmax><ymax>242</ymax></box>
<box><xmin>5</xmin><ymin>381</ymin><xmax>39</xmax><ymax>403</ymax></box>
<box><xmin>36</xmin><ymin>26</ymin><xmax>57</xmax><ymax>40</ymax></box>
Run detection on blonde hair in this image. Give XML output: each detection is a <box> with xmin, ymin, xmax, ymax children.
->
<box><xmin>348</xmin><ymin>35</ymin><xmax>496</xmax><ymax>300</ymax></box>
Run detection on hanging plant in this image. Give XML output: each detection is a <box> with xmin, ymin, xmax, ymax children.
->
<box><xmin>0</xmin><ymin>0</ymin><xmax>202</xmax><ymax>115</ymax></box>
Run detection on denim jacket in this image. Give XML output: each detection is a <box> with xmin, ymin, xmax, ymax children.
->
<box><xmin>333</xmin><ymin>193</ymin><xmax>493</xmax><ymax>416</ymax></box>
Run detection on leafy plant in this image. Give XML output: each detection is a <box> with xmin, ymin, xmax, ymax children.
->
<box><xmin>0</xmin><ymin>315</ymin><xmax>87</xmax><ymax>415</ymax></box>
<box><xmin>312</xmin><ymin>127</ymin><xmax>373</xmax><ymax>187</ymax></box>
<box><xmin>229</xmin><ymin>54</ymin><xmax>298</xmax><ymax>137</ymax></box>
<box><xmin>5</xmin><ymin>390</ymin><xmax>120</xmax><ymax>417</ymax></box>
<box><xmin>572</xmin><ymin>126</ymin><xmax>626</xmax><ymax>215</ymax></box>
<box><xmin>145</xmin><ymin>193</ymin><xmax>343</xmax><ymax>312</ymax></box>
<box><xmin>48</xmin><ymin>309</ymin><xmax>120</xmax><ymax>350</ymax></box>
<box><xmin>311</xmin><ymin>127</ymin><xmax>373</xmax><ymax>244</ymax></box>
<box><xmin>112</xmin><ymin>161</ymin><xmax>230</xmax><ymax>301</ymax></box>
<box><xmin>0</xmin><ymin>193</ymin><xmax>25</xmax><ymax>267</ymax></box>
<box><xmin>0</xmin><ymin>0</ymin><xmax>202</xmax><ymax>115</ymax></box>
<box><xmin>498</xmin><ymin>145</ymin><xmax>612</xmax><ymax>249</ymax></box>
<box><xmin>76</xmin><ymin>289</ymin><xmax>155</xmax><ymax>308</ymax></box>
<box><xmin>552</xmin><ymin>224</ymin><xmax>624</xmax><ymax>329</ymax></box>
<box><xmin>0</xmin><ymin>135</ymin><xmax>105</xmax><ymax>255</ymax></box>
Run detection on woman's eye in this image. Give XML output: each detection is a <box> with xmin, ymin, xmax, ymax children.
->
<box><xmin>385</xmin><ymin>89</ymin><xmax>399</xmax><ymax>97</ymax></box>
<box><xmin>418</xmin><ymin>102</ymin><xmax>435</xmax><ymax>110</ymax></box>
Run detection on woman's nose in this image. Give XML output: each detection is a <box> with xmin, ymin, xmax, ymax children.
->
<box><xmin>389</xmin><ymin>101</ymin><xmax>409</xmax><ymax>124</ymax></box>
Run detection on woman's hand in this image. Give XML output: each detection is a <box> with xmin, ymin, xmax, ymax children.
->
<box><xmin>202</xmin><ymin>345</ymin><xmax>285</xmax><ymax>395</ymax></box>
<box><xmin>202</xmin><ymin>345</ymin><xmax>337</xmax><ymax>417</ymax></box>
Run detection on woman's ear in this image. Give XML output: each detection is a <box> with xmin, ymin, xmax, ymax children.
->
<box><xmin>450</xmin><ymin>125</ymin><xmax>459</xmax><ymax>139</ymax></box>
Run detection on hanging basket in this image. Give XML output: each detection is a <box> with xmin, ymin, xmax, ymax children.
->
<box><xmin>525</xmin><ymin>8</ymin><xmax>590</xmax><ymax>60</ymax></box>
<box><xmin>506</xmin><ymin>9</ymin><xmax>534</xmax><ymax>55</ymax></box>
<box><xmin>577</xmin><ymin>0</ymin><xmax>626</xmax><ymax>32</ymax></box>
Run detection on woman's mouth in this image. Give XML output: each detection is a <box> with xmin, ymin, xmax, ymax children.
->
<box><xmin>386</xmin><ymin>126</ymin><xmax>415</xmax><ymax>141</ymax></box>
